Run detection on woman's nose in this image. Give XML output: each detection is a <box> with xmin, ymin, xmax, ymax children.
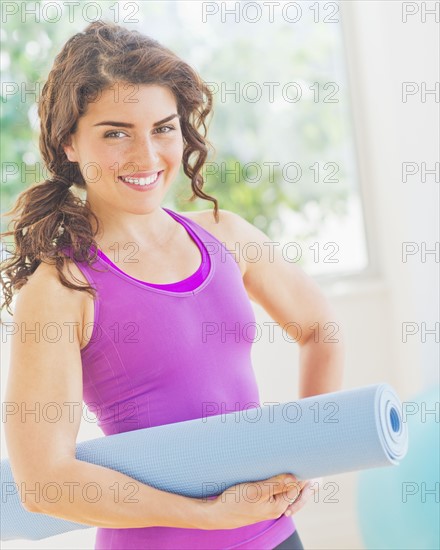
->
<box><xmin>131</xmin><ymin>135</ymin><xmax>160</xmax><ymax>166</ymax></box>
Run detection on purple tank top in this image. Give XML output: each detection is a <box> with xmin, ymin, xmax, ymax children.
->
<box><xmin>89</xmin><ymin>208</ymin><xmax>211</xmax><ymax>292</ymax></box>
<box><xmin>64</xmin><ymin>207</ymin><xmax>295</xmax><ymax>549</ymax></box>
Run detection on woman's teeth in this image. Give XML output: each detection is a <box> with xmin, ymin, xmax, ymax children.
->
<box><xmin>120</xmin><ymin>173</ymin><xmax>159</xmax><ymax>186</ymax></box>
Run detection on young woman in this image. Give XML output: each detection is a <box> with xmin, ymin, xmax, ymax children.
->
<box><xmin>1</xmin><ymin>21</ymin><xmax>344</xmax><ymax>550</ymax></box>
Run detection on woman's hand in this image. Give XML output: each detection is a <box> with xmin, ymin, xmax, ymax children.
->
<box><xmin>283</xmin><ymin>477</ymin><xmax>323</xmax><ymax>516</ymax></box>
<box><xmin>200</xmin><ymin>473</ymin><xmax>307</xmax><ymax>530</ymax></box>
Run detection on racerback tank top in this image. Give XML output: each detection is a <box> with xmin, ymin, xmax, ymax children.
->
<box><xmin>63</xmin><ymin>207</ymin><xmax>296</xmax><ymax>549</ymax></box>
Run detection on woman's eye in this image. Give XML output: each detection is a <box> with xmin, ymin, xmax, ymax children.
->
<box><xmin>155</xmin><ymin>125</ymin><xmax>175</xmax><ymax>134</ymax></box>
<box><xmin>104</xmin><ymin>125</ymin><xmax>175</xmax><ymax>139</ymax></box>
<box><xmin>104</xmin><ymin>130</ymin><xmax>126</xmax><ymax>139</ymax></box>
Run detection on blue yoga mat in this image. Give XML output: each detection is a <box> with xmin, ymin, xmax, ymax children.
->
<box><xmin>1</xmin><ymin>383</ymin><xmax>408</xmax><ymax>541</ymax></box>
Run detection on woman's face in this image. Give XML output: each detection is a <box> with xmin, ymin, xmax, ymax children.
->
<box><xmin>63</xmin><ymin>82</ymin><xmax>184</xmax><ymax>218</ymax></box>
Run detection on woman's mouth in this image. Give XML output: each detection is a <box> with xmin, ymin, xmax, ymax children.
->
<box><xmin>118</xmin><ymin>171</ymin><xmax>163</xmax><ymax>191</ymax></box>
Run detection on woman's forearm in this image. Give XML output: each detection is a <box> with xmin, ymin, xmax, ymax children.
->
<box><xmin>297</xmin><ymin>325</ymin><xmax>345</xmax><ymax>399</ymax></box>
<box><xmin>24</xmin><ymin>458</ymin><xmax>213</xmax><ymax>530</ymax></box>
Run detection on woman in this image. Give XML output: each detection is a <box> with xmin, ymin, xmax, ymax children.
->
<box><xmin>1</xmin><ymin>21</ymin><xmax>344</xmax><ymax>549</ymax></box>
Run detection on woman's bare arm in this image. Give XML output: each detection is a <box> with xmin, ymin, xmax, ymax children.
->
<box><xmin>3</xmin><ymin>261</ymin><xmax>213</xmax><ymax>529</ymax></box>
<box><xmin>227</xmin><ymin>210</ymin><xmax>345</xmax><ymax>397</ymax></box>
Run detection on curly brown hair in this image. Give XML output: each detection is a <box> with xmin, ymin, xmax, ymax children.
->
<box><xmin>1</xmin><ymin>20</ymin><xmax>218</xmax><ymax>317</ymax></box>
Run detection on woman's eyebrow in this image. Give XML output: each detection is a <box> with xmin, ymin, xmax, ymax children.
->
<box><xmin>93</xmin><ymin>113</ymin><xmax>180</xmax><ymax>128</ymax></box>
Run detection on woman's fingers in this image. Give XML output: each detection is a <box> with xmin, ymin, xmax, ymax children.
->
<box><xmin>284</xmin><ymin>477</ymin><xmax>323</xmax><ymax>516</ymax></box>
<box><xmin>285</xmin><ymin>479</ymin><xmax>307</xmax><ymax>503</ymax></box>
<box><xmin>284</xmin><ymin>483</ymin><xmax>310</xmax><ymax>515</ymax></box>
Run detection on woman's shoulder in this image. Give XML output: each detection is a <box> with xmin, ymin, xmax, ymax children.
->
<box><xmin>25</xmin><ymin>257</ymin><xmax>90</xmax><ymax>322</ymax></box>
<box><xmin>29</xmin><ymin>253</ymin><xmax>90</xmax><ymax>288</ymax></box>
<box><xmin>26</xmin><ymin>256</ymin><xmax>87</xmax><ymax>290</ymax></box>
<box><xmin>14</xmin><ymin>258</ymin><xmax>86</xmax><ymax>348</ymax></box>
<box><xmin>178</xmin><ymin>208</ymin><xmax>238</xmax><ymax>240</ymax></box>
<box><xmin>179</xmin><ymin>208</ymin><xmax>247</xmax><ymax>277</ymax></box>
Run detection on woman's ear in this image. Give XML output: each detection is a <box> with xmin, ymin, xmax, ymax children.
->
<box><xmin>63</xmin><ymin>138</ymin><xmax>77</xmax><ymax>163</ymax></box>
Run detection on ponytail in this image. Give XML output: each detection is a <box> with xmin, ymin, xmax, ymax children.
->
<box><xmin>0</xmin><ymin>176</ymin><xmax>100</xmax><ymax>317</ymax></box>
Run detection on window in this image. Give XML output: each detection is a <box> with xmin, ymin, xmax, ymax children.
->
<box><xmin>136</xmin><ymin>0</ymin><xmax>369</xmax><ymax>277</ymax></box>
<box><xmin>1</xmin><ymin>0</ymin><xmax>368</xmax><ymax>278</ymax></box>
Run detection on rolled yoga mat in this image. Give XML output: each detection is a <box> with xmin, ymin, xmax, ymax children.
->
<box><xmin>1</xmin><ymin>382</ymin><xmax>408</xmax><ymax>541</ymax></box>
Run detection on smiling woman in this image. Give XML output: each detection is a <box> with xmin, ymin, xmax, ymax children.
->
<box><xmin>61</xmin><ymin>83</ymin><xmax>186</xmax><ymax>247</ymax></box>
<box><xmin>91</xmin><ymin>109</ymin><xmax>181</xmax><ymax>190</ymax></box>
<box><xmin>0</xmin><ymin>19</ymin><xmax>345</xmax><ymax>550</ymax></box>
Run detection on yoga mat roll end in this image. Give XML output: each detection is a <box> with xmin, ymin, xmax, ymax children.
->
<box><xmin>376</xmin><ymin>383</ymin><xmax>409</xmax><ymax>465</ymax></box>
